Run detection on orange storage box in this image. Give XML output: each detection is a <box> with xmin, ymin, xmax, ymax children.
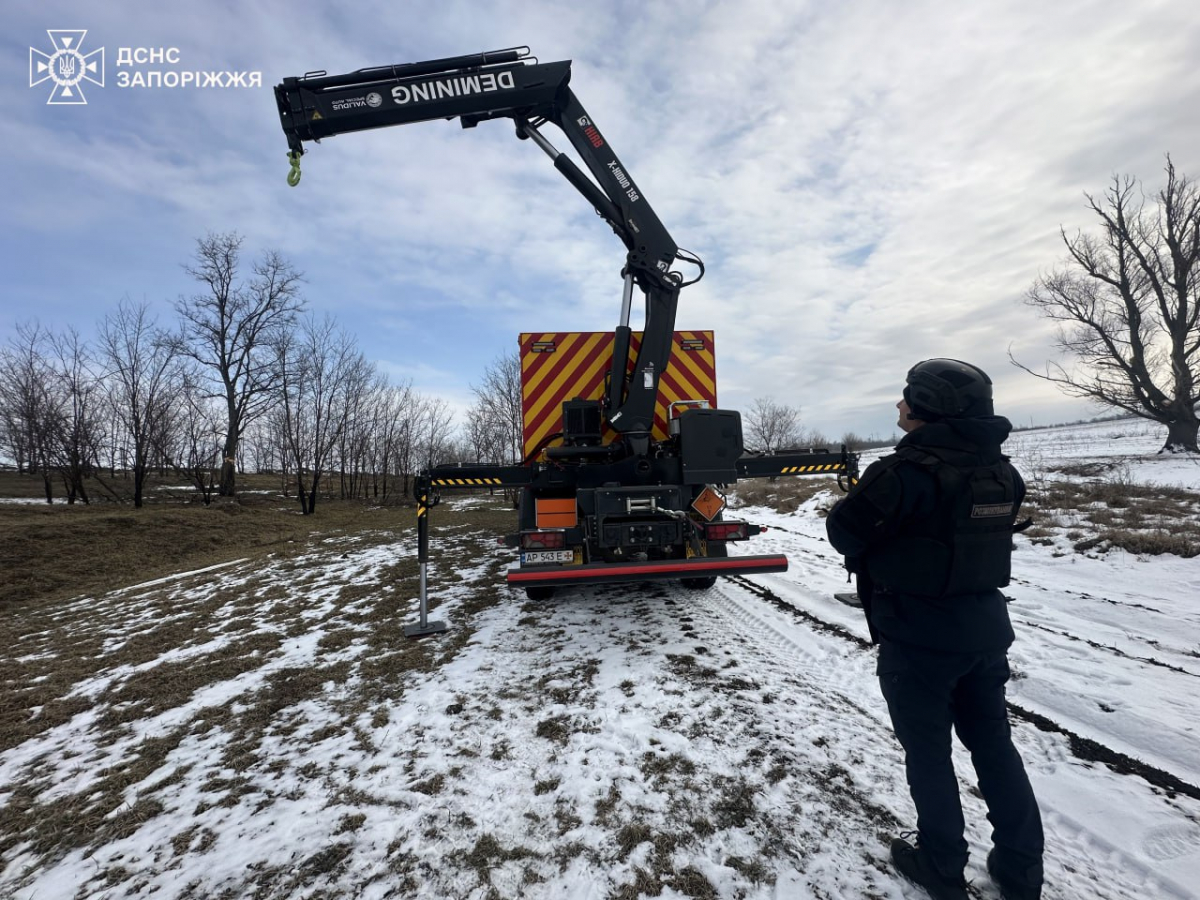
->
<box><xmin>535</xmin><ymin>498</ymin><xmax>578</xmax><ymax>529</ymax></box>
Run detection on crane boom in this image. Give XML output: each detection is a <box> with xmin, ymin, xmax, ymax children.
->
<box><xmin>274</xmin><ymin>47</ymin><xmax>693</xmax><ymax>440</ymax></box>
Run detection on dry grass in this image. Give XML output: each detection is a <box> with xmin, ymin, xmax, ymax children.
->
<box><xmin>1024</xmin><ymin>479</ymin><xmax>1200</xmax><ymax>558</ymax></box>
<box><xmin>730</xmin><ymin>475</ymin><xmax>842</xmax><ymax>514</ymax></box>
<box><xmin>0</xmin><ymin>478</ymin><xmax>418</xmax><ymax>774</ymax></box>
<box><xmin>0</xmin><ymin>479</ymin><xmax>518</xmax><ymax>886</ymax></box>
<box><xmin>0</xmin><ymin>470</ymin><xmax>414</xmax><ymax>609</ymax></box>
<box><xmin>1034</xmin><ymin>477</ymin><xmax>1197</xmax><ymax>510</ymax></box>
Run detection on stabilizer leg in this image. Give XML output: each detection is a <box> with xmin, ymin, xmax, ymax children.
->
<box><xmin>405</xmin><ymin>476</ymin><xmax>448</xmax><ymax>639</ymax></box>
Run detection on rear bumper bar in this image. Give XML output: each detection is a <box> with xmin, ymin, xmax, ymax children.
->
<box><xmin>506</xmin><ymin>554</ymin><xmax>788</xmax><ymax>587</ymax></box>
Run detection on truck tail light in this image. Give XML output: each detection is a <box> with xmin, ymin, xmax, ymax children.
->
<box><xmin>521</xmin><ymin>530</ymin><xmax>567</xmax><ymax>550</ymax></box>
<box><xmin>704</xmin><ymin>521</ymin><xmax>749</xmax><ymax>541</ymax></box>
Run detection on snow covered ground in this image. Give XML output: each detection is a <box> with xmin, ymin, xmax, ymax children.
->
<box><xmin>1</xmin><ymin>419</ymin><xmax>1198</xmax><ymax>899</ymax></box>
<box><xmin>1006</xmin><ymin>417</ymin><xmax>1200</xmax><ymax>488</ymax></box>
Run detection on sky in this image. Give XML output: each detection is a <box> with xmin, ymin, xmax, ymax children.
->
<box><xmin>4</xmin><ymin>0</ymin><xmax>1200</xmax><ymax>441</ymax></box>
<box><xmin>3</xmin><ymin>418</ymin><xmax>1199</xmax><ymax>898</ymax></box>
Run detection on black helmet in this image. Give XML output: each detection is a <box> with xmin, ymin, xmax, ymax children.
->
<box><xmin>903</xmin><ymin>358</ymin><xmax>994</xmax><ymax>419</ymax></box>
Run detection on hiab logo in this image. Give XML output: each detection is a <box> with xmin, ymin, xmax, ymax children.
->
<box><xmin>30</xmin><ymin>30</ymin><xmax>104</xmax><ymax>104</ymax></box>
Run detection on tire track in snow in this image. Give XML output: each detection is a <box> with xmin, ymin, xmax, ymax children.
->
<box><xmin>1004</xmin><ymin>580</ymin><xmax>1200</xmax><ymax>670</ymax></box>
<box><xmin>1008</xmin><ymin>575</ymin><xmax>1166</xmax><ymax>614</ymax></box>
<box><xmin>717</xmin><ymin>575</ymin><xmax>1200</xmax><ymax>900</ymax></box>
<box><xmin>670</xmin><ymin>582</ymin><xmax>933</xmax><ymax>896</ymax></box>
<box><xmin>1013</xmin><ymin>619</ymin><xmax>1200</xmax><ymax>679</ymax></box>
<box><xmin>690</xmin><ymin>582</ymin><xmax>1008</xmax><ymax>898</ymax></box>
<box><xmin>727</xmin><ymin>576</ymin><xmax>1200</xmax><ymax>803</ymax></box>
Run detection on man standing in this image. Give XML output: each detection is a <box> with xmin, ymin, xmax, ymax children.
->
<box><xmin>826</xmin><ymin>359</ymin><xmax>1043</xmax><ymax>900</ymax></box>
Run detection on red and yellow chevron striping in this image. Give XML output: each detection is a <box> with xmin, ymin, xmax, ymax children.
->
<box><xmin>519</xmin><ymin>331</ymin><xmax>716</xmax><ymax>459</ymax></box>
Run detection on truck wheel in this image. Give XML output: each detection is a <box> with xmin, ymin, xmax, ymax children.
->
<box><xmin>525</xmin><ymin>586</ymin><xmax>555</xmax><ymax>601</ymax></box>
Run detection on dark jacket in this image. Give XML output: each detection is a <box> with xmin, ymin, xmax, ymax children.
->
<box><xmin>825</xmin><ymin>416</ymin><xmax>1023</xmax><ymax>653</ymax></box>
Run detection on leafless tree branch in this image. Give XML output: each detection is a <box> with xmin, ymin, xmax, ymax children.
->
<box><xmin>1014</xmin><ymin>156</ymin><xmax>1200</xmax><ymax>452</ymax></box>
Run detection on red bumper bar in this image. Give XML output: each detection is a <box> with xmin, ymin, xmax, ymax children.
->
<box><xmin>506</xmin><ymin>554</ymin><xmax>788</xmax><ymax>587</ymax></box>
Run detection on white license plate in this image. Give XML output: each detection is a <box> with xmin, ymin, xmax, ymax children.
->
<box><xmin>522</xmin><ymin>550</ymin><xmax>575</xmax><ymax>564</ymax></box>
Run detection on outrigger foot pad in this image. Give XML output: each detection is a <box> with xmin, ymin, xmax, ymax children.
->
<box><xmin>404</xmin><ymin>620</ymin><xmax>448</xmax><ymax>638</ymax></box>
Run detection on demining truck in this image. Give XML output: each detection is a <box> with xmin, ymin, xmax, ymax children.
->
<box><xmin>274</xmin><ymin>47</ymin><xmax>858</xmax><ymax>613</ymax></box>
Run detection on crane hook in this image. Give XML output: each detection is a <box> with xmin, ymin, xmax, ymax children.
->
<box><xmin>286</xmin><ymin>151</ymin><xmax>302</xmax><ymax>187</ymax></box>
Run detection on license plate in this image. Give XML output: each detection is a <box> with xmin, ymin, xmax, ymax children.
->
<box><xmin>522</xmin><ymin>549</ymin><xmax>575</xmax><ymax>564</ymax></box>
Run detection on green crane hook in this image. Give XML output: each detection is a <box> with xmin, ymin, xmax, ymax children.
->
<box><xmin>286</xmin><ymin>151</ymin><xmax>302</xmax><ymax>187</ymax></box>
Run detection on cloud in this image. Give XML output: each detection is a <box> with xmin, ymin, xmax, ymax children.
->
<box><xmin>5</xmin><ymin>0</ymin><xmax>1200</xmax><ymax>441</ymax></box>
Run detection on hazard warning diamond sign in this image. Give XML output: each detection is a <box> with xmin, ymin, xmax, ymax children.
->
<box><xmin>691</xmin><ymin>486</ymin><xmax>725</xmax><ymax>521</ymax></box>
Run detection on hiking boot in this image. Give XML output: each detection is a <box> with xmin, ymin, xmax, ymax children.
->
<box><xmin>890</xmin><ymin>837</ymin><xmax>968</xmax><ymax>900</ymax></box>
<box><xmin>987</xmin><ymin>849</ymin><xmax>1043</xmax><ymax>900</ymax></box>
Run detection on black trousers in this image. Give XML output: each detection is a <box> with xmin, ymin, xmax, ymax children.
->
<box><xmin>878</xmin><ymin>639</ymin><xmax>1044</xmax><ymax>881</ymax></box>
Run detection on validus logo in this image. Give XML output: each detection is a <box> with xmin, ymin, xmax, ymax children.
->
<box><xmin>30</xmin><ymin>30</ymin><xmax>105</xmax><ymax>105</ymax></box>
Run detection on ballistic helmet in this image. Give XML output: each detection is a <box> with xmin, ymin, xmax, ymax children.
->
<box><xmin>903</xmin><ymin>358</ymin><xmax>994</xmax><ymax>420</ymax></box>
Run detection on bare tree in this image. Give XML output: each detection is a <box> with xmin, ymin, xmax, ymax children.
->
<box><xmin>417</xmin><ymin>395</ymin><xmax>457</xmax><ymax>470</ymax></box>
<box><xmin>176</xmin><ymin>232</ymin><xmax>304</xmax><ymax>496</ymax></box>
<box><xmin>98</xmin><ymin>299</ymin><xmax>181</xmax><ymax>507</ymax></box>
<box><xmin>241</xmin><ymin>416</ymin><xmax>284</xmax><ymax>477</ymax></box>
<box><xmin>276</xmin><ymin>315</ymin><xmax>371</xmax><ymax>514</ymax></box>
<box><xmin>1014</xmin><ymin>157</ymin><xmax>1199</xmax><ymax>452</ymax></box>
<box><xmin>45</xmin><ymin>327</ymin><xmax>104</xmax><ymax>504</ymax></box>
<box><xmin>840</xmin><ymin>431</ymin><xmax>866</xmax><ymax>451</ymax></box>
<box><xmin>375</xmin><ymin>379</ymin><xmax>419</xmax><ymax>500</ymax></box>
<box><xmin>744</xmin><ymin>396</ymin><xmax>801</xmax><ymax>453</ymax></box>
<box><xmin>468</xmin><ymin>351</ymin><xmax>524</xmax><ymax>464</ymax></box>
<box><xmin>158</xmin><ymin>367</ymin><xmax>223</xmax><ymax>505</ymax></box>
<box><xmin>465</xmin><ymin>411</ymin><xmax>509</xmax><ymax>465</ymax></box>
<box><xmin>335</xmin><ymin>360</ymin><xmax>384</xmax><ymax>500</ymax></box>
<box><xmin>0</xmin><ymin>323</ymin><xmax>57</xmax><ymax>498</ymax></box>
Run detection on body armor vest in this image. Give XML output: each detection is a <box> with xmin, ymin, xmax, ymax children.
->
<box><xmin>866</xmin><ymin>446</ymin><xmax>1017</xmax><ymax>598</ymax></box>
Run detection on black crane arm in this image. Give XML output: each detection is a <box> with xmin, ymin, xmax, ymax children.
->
<box><xmin>274</xmin><ymin>47</ymin><xmax>697</xmax><ymax>439</ymax></box>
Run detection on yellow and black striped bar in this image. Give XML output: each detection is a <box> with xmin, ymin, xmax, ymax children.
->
<box><xmin>425</xmin><ymin>464</ymin><xmax>533</xmax><ymax>489</ymax></box>
<box><xmin>737</xmin><ymin>448</ymin><xmax>859</xmax><ymax>481</ymax></box>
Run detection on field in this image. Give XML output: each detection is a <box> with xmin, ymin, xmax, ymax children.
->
<box><xmin>1</xmin><ymin>419</ymin><xmax>1199</xmax><ymax>899</ymax></box>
